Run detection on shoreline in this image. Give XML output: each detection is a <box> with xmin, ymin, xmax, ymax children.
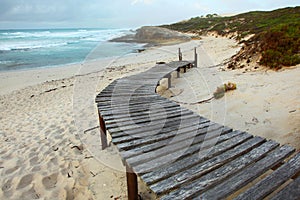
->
<box><xmin>0</xmin><ymin>52</ymin><xmax>144</xmax><ymax>95</ymax></box>
<box><xmin>0</xmin><ymin>36</ymin><xmax>299</xmax><ymax>199</ymax></box>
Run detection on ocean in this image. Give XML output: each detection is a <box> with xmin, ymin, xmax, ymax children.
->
<box><xmin>0</xmin><ymin>28</ymin><xmax>142</xmax><ymax>71</ymax></box>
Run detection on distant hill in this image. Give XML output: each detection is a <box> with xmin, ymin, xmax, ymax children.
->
<box><xmin>161</xmin><ymin>6</ymin><xmax>300</xmax><ymax>70</ymax></box>
<box><xmin>110</xmin><ymin>26</ymin><xmax>191</xmax><ymax>46</ymax></box>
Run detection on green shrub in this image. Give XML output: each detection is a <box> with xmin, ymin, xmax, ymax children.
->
<box><xmin>259</xmin><ymin>23</ymin><xmax>300</xmax><ymax>68</ymax></box>
<box><xmin>161</xmin><ymin>6</ymin><xmax>300</xmax><ymax>69</ymax></box>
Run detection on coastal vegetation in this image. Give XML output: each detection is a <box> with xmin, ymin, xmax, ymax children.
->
<box><xmin>162</xmin><ymin>6</ymin><xmax>300</xmax><ymax>69</ymax></box>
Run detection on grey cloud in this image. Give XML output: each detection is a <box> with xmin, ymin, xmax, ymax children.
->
<box><xmin>0</xmin><ymin>0</ymin><xmax>299</xmax><ymax>29</ymax></box>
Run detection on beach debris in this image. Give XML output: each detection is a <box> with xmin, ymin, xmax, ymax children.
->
<box><xmin>90</xmin><ymin>171</ymin><xmax>97</xmax><ymax>177</ymax></box>
<box><xmin>52</xmin><ymin>146</ymin><xmax>59</xmax><ymax>151</ymax></box>
<box><xmin>67</xmin><ymin>170</ymin><xmax>73</xmax><ymax>178</ymax></box>
<box><xmin>44</xmin><ymin>88</ymin><xmax>58</xmax><ymax>93</ymax></box>
<box><xmin>252</xmin><ymin>117</ymin><xmax>259</xmax><ymax>123</ymax></box>
<box><xmin>213</xmin><ymin>81</ymin><xmax>237</xmax><ymax>99</ymax></box>
<box><xmin>137</xmin><ymin>48</ymin><xmax>145</xmax><ymax>53</ymax></box>
<box><xmin>71</xmin><ymin>145</ymin><xmax>84</xmax><ymax>151</ymax></box>
<box><xmin>84</xmin><ymin>156</ymin><xmax>94</xmax><ymax>159</ymax></box>
<box><xmin>83</xmin><ymin>126</ymin><xmax>100</xmax><ymax>134</ymax></box>
<box><xmin>166</xmin><ymin>82</ymin><xmax>237</xmax><ymax>105</ymax></box>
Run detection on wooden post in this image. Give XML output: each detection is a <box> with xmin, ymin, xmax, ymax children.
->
<box><xmin>126</xmin><ymin>164</ymin><xmax>138</xmax><ymax>200</ymax></box>
<box><xmin>98</xmin><ymin>111</ymin><xmax>108</xmax><ymax>150</ymax></box>
<box><xmin>178</xmin><ymin>48</ymin><xmax>182</xmax><ymax>61</ymax></box>
<box><xmin>194</xmin><ymin>47</ymin><xmax>198</xmax><ymax>68</ymax></box>
<box><xmin>167</xmin><ymin>74</ymin><xmax>171</xmax><ymax>88</ymax></box>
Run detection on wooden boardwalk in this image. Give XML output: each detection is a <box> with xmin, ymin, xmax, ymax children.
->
<box><xmin>95</xmin><ymin>51</ymin><xmax>300</xmax><ymax>200</ymax></box>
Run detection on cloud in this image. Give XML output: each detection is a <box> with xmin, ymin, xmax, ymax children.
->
<box><xmin>131</xmin><ymin>0</ymin><xmax>153</xmax><ymax>5</ymax></box>
<box><xmin>0</xmin><ymin>0</ymin><xmax>298</xmax><ymax>29</ymax></box>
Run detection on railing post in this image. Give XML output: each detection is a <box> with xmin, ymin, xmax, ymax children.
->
<box><xmin>167</xmin><ymin>74</ymin><xmax>171</xmax><ymax>88</ymax></box>
<box><xmin>178</xmin><ymin>48</ymin><xmax>182</xmax><ymax>61</ymax></box>
<box><xmin>98</xmin><ymin>111</ymin><xmax>108</xmax><ymax>150</ymax></box>
<box><xmin>194</xmin><ymin>47</ymin><xmax>198</xmax><ymax>68</ymax></box>
<box><xmin>126</xmin><ymin>164</ymin><xmax>138</xmax><ymax>200</ymax></box>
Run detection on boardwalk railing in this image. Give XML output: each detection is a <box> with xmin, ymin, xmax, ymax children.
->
<box><xmin>95</xmin><ymin>49</ymin><xmax>300</xmax><ymax>200</ymax></box>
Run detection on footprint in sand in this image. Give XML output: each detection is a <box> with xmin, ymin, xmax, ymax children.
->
<box><xmin>31</xmin><ymin>165</ymin><xmax>41</xmax><ymax>172</ymax></box>
<box><xmin>20</xmin><ymin>185</ymin><xmax>40</xmax><ymax>199</ymax></box>
<box><xmin>263</xmin><ymin>100</ymin><xmax>271</xmax><ymax>112</ymax></box>
<box><xmin>17</xmin><ymin>174</ymin><xmax>33</xmax><ymax>190</ymax></box>
<box><xmin>29</xmin><ymin>156</ymin><xmax>39</xmax><ymax>165</ymax></box>
<box><xmin>5</xmin><ymin>165</ymin><xmax>19</xmax><ymax>175</ymax></box>
<box><xmin>2</xmin><ymin>178</ymin><xmax>13</xmax><ymax>192</ymax></box>
<box><xmin>42</xmin><ymin>173</ymin><xmax>58</xmax><ymax>190</ymax></box>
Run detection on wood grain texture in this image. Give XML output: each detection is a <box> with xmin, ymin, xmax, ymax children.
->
<box><xmin>96</xmin><ymin>60</ymin><xmax>299</xmax><ymax>200</ymax></box>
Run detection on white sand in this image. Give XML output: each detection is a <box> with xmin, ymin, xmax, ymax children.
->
<box><xmin>0</xmin><ymin>41</ymin><xmax>201</xmax><ymax>199</ymax></box>
<box><xmin>0</xmin><ymin>36</ymin><xmax>299</xmax><ymax>200</ymax></box>
<box><xmin>166</xmin><ymin>36</ymin><xmax>300</xmax><ymax>150</ymax></box>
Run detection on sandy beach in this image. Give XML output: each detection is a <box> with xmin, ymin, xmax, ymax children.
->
<box><xmin>0</xmin><ymin>36</ymin><xmax>299</xmax><ymax>199</ymax></box>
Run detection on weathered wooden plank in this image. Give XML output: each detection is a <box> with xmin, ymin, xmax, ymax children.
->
<box><xmin>235</xmin><ymin>152</ymin><xmax>300</xmax><ymax>200</ymax></box>
<box><xmin>120</xmin><ymin>121</ymin><xmax>215</xmax><ymax>159</ymax></box>
<box><xmin>97</xmin><ymin>92</ymin><xmax>148</xmax><ymax>98</ymax></box>
<box><xmin>167</xmin><ymin>61</ymin><xmax>193</xmax><ymax>68</ymax></box>
<box><xmin>118</xmin><ymin>76</ymin><xmax>160</xmax><ymax>81</ymax></box>
<box><xmin>114</xmin><ymin>119</ymin><xmax>212</xmax><ymax>149</ymax></box>
<box><xmin>105</xmin><ymin>109</ymin><xmax>193</xmax><ymax>130</ymax></box>
<box><xmin>107</xmin><ymin>112</ymin><xmax>197</xmax><ymax>135</ymax></box>
<box><xmin>158</xmin><ymin>140</ymin><xmax>279</xmax><ymax>199</ymax></box>
<box><xmin>114</xmin><ymin>119</ymin><xmax>209</xmax><ymax>151</ymax></box>
<box><xmin>141</xmin><ymin>134</ymin><xmax>261</xmax><ymax>185</ymax></box>
<box><xmin>96</xmin><ymin>94</ymin><xmax>161</xmax><ymax>102</ymax></box>
<box><xmin>104</xmin><ymin>105</ymin><xmax>185</xmax><ymax>123</ymax></box>
<box><xmin>99</xmin><ymin>84</ymin><xmax>150</xmax><ymax>91</ymax></box>
<box><xmin>112</xmin><ymin>116</ymin><xmax>209</xmax><ymax>146</ymax></box>
<box><xmin>104</xmin><ymin>109</ymin><xmax>185</xmax><ymax>127</ymax></box>
<box><xmin>128</xmin><ymin>126</ymin><xmax>233</xmax><ymax>172</ymax></box>
<box><xmin>196</xmin><ymin>145</ymin><xmax>295</xmax><ymax>200</ymax></box>
<box><xmin>148</xmin><ymin>136</ymin><xmax>265</xmax><ymax>193</ymax></box>
<box><xmin>270</xmin><ymin>175</ymin><xmax>300</xmax><ymax>200</ymax></box>
<box><xmin>98</xmin><ymin>97</ymin><xmax>174</xmax><ymax>107</ymax></box>
<box><xmin>98</xmin><ymin>91</ymin><xmax>154</xmax><ymax>97</ymax></box>
<box><xmin>99</xmin><ymin>101</ymin><xmax>178</xmax><ymax>114</ymax></box>
<box><xmin>98</xmin><ymin>96</ymin><xmax>172</xmax><ymax>106</ymax></box>
<box><xmin>100</xmin><ymin>102</ymin><xmax>180</xmax><ymax>119</ymax></box>
<box><xmin>104</xmin><ymin>105</ymin><xmax>184</xmax><ymax>124</ymax></box>
<box><xmin>109</xmin><ymin>114</ymin><xmax>202</xmax><ymax>139</ymax></box>
<box><xmin>102</xmin><ymin>105</ymin><xmax>181</xmax><ymax>122</ymax></box>
<box><xmin>97</xmin><ymin>93</ymin><xmax>155</xmax><ymax>98</ymax></box>
<box><xmin>99</xmin><ymin>90</ymin><xmax>153</xmax><ymax>94</ymax></box>
<box><xmin>105</xmin><ymin>85</ymin><xmax>153</xmax><ymax>92</ymax></box>
<box><xmin>99</xmin><ymin>86</ymin><xmax>152</xmax><ymax>91</ymax></box>
<box><xmin>133</xmin><ymin>126</ymin><xmax>236</xmax><ymax>174</ymax></box>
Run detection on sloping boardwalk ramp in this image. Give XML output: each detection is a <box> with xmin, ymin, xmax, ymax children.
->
<box><xmin>95</xmin><ymin>56</ymin><xmax>300</xmax><ymax>199</ymax></box>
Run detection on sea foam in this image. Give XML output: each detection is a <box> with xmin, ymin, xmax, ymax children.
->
<box><xmin>0</xmin><ymin>28</ymin><xmax>140</xmax><ymax>71</ymax></box>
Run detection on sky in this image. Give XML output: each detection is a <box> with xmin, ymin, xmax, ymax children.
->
<box><xmin>0</xmin><ymin>0</ymin><xmax>299</xmax><ymax>29</ymax></box>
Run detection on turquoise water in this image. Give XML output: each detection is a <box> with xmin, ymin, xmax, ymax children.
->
<box><xmin>0</xmin><ymin>28</ymin><xmax>140</xmax><ymax>71</ymax></box>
